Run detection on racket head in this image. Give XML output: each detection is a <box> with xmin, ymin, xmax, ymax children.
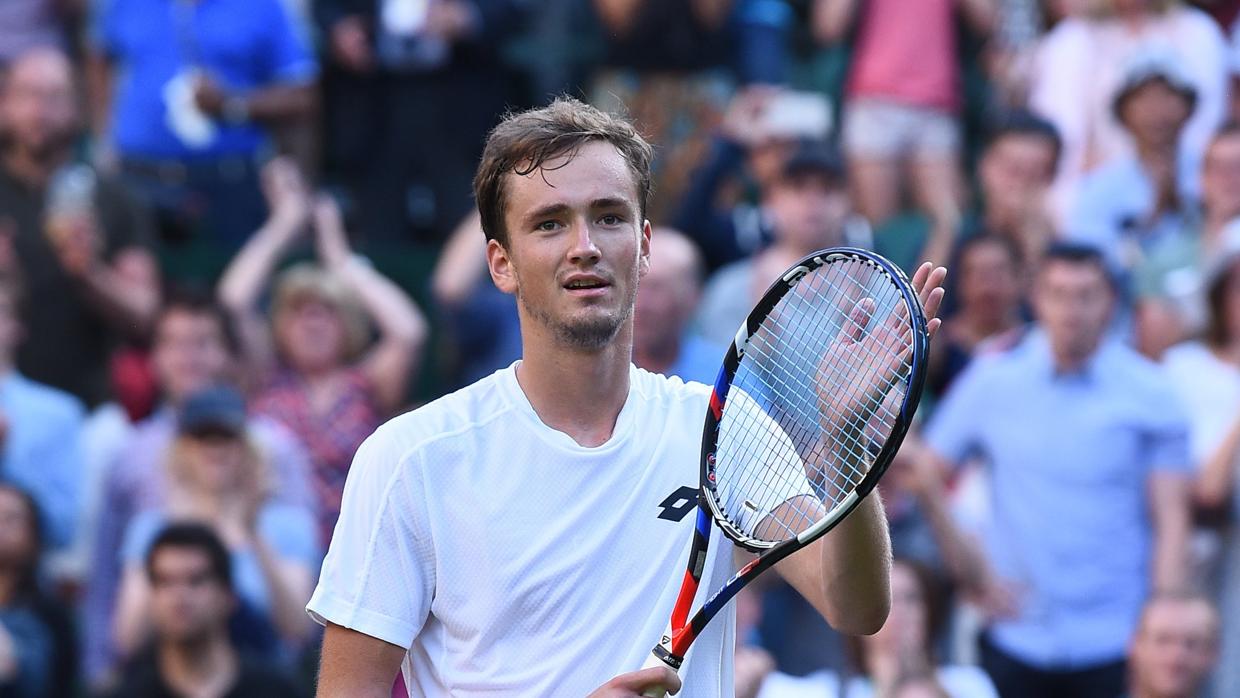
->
<box><xmin>699</xmin><ymin>247</ymin><xmax>929</xmax><ymax>552</ymax></box>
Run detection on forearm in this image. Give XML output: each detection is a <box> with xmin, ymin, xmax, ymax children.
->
<box><xmin>332</xmin><ymin>257</ymin><xmax>427</xmax><ymax>346</ymax></box>
<box><xmin>1151</xmin><ymin>474</ymin><xmax>1192</xmax><ymax>592</ymax></box>
<box><xmin>1194</xmin><ymin>419</ymin><xmax>1240</xmax><ymax>509</ymax></box>
<box><xmin>76</xmin><ymin>264</ymin><xmax>159</xmax><ymax>336</ymax></box>
<box><xmin>252</xmin><ymin>537</ymin><xmax>313</xmax><ymax>642</ymax></box>
<box><xmin>218</xmin><ymin>221</ymin><xmax>294</xmax><ymax>312</ymax></box>
<box><xmin>814</xmin><ymin>495</ymin><xmax>892</xmax><ymax>635</ymax></box>
<box><xmin>237</xmin><ymin>82</ymin><xmax>317</xmax><ymax>125</ymax></box>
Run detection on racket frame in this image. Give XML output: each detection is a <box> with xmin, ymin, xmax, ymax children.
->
<box><xmin>648</xmin><ymin>247</ymin><xmax>930</xmax><ymax>670</ymax></box>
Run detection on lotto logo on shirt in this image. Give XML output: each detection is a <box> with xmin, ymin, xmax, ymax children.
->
<box><xmin>657</xmin><ymin>486</ymin><xmax>697</xmax><ymax>522</ymax></box>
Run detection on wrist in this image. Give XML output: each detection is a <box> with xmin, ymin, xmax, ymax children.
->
<box><xmin>222</xmin><ymin>95</ymin><xmax>250</xmax><ymax>125</ymax></box>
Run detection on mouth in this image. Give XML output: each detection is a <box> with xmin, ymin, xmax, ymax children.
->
<box><xmin>562</xmin><ymin>274</ymin><xmax>611</xmax><ymax>298</ymax></box>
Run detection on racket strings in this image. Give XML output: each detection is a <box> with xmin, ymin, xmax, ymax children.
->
<box><xmin>713</xmin><ymin>258</ymin><xmax>916</xmax><ymax>545</ymax></box>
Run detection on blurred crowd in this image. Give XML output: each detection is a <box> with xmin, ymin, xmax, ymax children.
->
<box><xmin>0</xmin><ymin>0</ymin><xmax>1238</xmax><ymax>696</ymax></box>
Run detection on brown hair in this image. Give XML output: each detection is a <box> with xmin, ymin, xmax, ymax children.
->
<box><xmin>473</xmin><ymin>96</ymin><xmax>654</xmax><ymax>246</ymax></box>
<box><xmin>271</xmin><ymin>263</ymin><xmax>370</xmax><ymax>363</ymax></box>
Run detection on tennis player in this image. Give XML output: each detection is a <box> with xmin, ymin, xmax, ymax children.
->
<box><xmin>307</xmin><ymin>97</ymin><xmax>946</xmax><ymax>697</ymax></box>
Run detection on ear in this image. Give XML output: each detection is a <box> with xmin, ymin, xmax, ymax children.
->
<box><xmin>486</xmin><ymin>238</ymin><xmax>518</xmax><ymax>295</ymax></box>
<box><xmin>638</xmin><ymin>220</ymin><xmax>652</xmax><ymax>278</ymax></box>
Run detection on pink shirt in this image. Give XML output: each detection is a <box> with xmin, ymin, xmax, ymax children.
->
<box><xmin>847</xmin><ymin>0</ymin><xmax>960</xmax><ymax>113</ymax></box>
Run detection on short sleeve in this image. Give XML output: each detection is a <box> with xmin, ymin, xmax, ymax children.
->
<box><xmin>259</xmin><ymin>0</ymin><xmax>317</xmax><ymax>84</ymax></box>
<box><xmin>1141</xmin><ymin>373</ymin><xmax>1192</xmax><ymax>474</ymax></box>
<box><xmin>120</xmin><ymin>511</ymin><xmax>165</xmax><ymax>566</ymax></box>
<box><xmin>306</xmin><ymin>427</ymin><xmax>433</xmax><ymax>650</ymax></box>
<box><xmin>258</xmin><ymin>504</ymin><xmax>321</xmax><ymax>568</ymax></box>
<box><xmin>924</xmin><ymin>360</ymin><xmax>992</xmax><ymax>464</ymax></box>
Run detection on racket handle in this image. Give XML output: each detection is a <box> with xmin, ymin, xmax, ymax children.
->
<box><xmin>639</xmin><ymin>650</ymin><xmax>679</xmax><ymax>698</ymax></box>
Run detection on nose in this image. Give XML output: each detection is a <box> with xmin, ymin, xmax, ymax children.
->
<box><xmin>568</xmin><ymin>220</ymin><xmax>601</xmax><ymax>265</ymax></box>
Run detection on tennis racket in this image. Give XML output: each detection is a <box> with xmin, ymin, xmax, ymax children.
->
<box><xmin>640</xmin><ymin>247</ymin><xmax>932</xmax><ymax>697</ymax></box>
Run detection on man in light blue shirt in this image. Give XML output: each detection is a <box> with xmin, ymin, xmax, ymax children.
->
<box><xmin>0</xmin><ymin>276</ymin><xmax>83</xmax><ymax>550</ymax></box>
<box><xmin>924</xmin><ymin>244</ymin><xmax>1192</xmax><ymax>698</ymax></box>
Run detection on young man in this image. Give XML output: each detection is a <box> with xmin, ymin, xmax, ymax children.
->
<box><xmin>308</xmin><ymin>98</ymin><xmax>946</xmax><ymax>697</ymax></box>
<box><xmin>1127</xmin><ymin>593</ymin><xmax>1219</xmax><ymax>698</ymax></box>
<box><xmin>109</xmin><ymin>523</ymin><xmax>301</xmax><ymax>697</ymax></box>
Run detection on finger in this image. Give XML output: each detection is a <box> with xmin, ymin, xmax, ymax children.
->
<box><xmin>911</xmin><ymin>262</ymin><xmax>932</xmax><ymax>294</ymax></box>
<box><xmin>922</xmin><ymin>286</ymin><xmax>945</xmax><ymax>325</ymax></box>
<box><xmin>845</xmin><ymin>298</ymin><xmax>876</xmax><ymax>343</ymax></box>
<box><xmin>918</xmin><ymin>266</ymin><xmax>947</xmax><ymax>309</ymax></box>
<box><xmin>926</xmin><ymin>317</ymin><xmax>942</xmax><ymax>340</ymax></box>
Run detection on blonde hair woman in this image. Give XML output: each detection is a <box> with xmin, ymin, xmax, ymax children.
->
<box><xmin>111</xmin><ymin>387</ymin><xmax>319</xmax><ymax>662</ymax></box>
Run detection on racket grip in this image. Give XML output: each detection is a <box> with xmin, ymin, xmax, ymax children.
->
<box><xmin>639</xmin><ymin>650</ymin><xmax>678</xmax><ymax>698</ymax></box>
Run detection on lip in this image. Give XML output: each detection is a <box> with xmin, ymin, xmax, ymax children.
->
<box><xmin>562</xmin><ymin>273</ymin><xmax>611</xmax><ymax>297</ymax></box>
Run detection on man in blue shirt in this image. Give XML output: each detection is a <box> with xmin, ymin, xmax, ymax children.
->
<box><xmin>88</xmin><ymin>0</ymin><xmax>317</xmax><ymax>258</ymax></box>
<box><xmin>924</xmin><ymin>244</ymin><xmax>1192</xmax><ymax>698</ymax></box>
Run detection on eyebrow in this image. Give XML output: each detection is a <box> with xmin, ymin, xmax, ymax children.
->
<box><xmin>522</xmin><ymin>198</ymin><xmax>636</xmax><ymax>226</ymax></box>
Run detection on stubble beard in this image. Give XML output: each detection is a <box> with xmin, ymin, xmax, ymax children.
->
<box><xmin>519</xmin><ymin>270</ymin><xmax>640</xmax><ymax>351</ymax></box>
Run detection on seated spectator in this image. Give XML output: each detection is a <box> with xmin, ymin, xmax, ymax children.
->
<box><xmin>1068</xmin><ymin>48</ymin><xmax>1199</xmax><ymax>282</ymax></box>
<box><xmin>813</xmin><ymin>0</ymin><xmax>996</xmax><ymax>266</ymax></box>
<box><xmin>755</xmin><ymin>559</ymin><xmax>998</xmax><ymax>698</ymax></box>
<box><xmin>86</xmin><ymin>0</ymin><xmax>316</xmax><ymax>260</ymax></box>
<box><xmin>1030</xmin><ymin>0</ymin><xmax>1228</xmax><ymax>222</ymax></box>
<box><xmin>84</xmin><ymin>290</ymin><xmax>314</xmax><ymax>687</ymax></box>
<box><xmin>633</xmin><ymin>228</ymin><xmax>725</xmax><ymax>384</ymax></box>
<box><xmin>672</xmin><ymin>87</ymin><xmax>841</xmax><ymax>273</ymax></box>
<box><xmin>1161</xmin><ymin>245</ymin><xmax>1240</xmax><ymax>697</ymax></box>
<box><xmin>0</xmin><ymin>275</ymin><xmax>84</xmax><ymax>551</ymax></box>
<box><xmin>0</xmin><ymin>46</ymin><xmax>159</xmax><ymax>407</ymax></box>
<box><xmin>927</xmin><ymin>235</ymin><xmax>1026</xmax><ymax>396</ymax></box>
<box><xmin>695</xmin><ymin>142</ymin><xmax>853</xmax><ymax>345</ymax></box>
<box><xmin>0</xmin><ymin>484</ymin><xmax>69</xmax><ymax>698</ymax></box>
<box><xmin>1127</xmin><ymin>593</ymin><xmax>1219</xmax><ymax>698</ymax></box>
<box><xmin>924</xmin><ymin>244</ymin><xmax>1192</xmax><ymax>698</ymax></box>
<box><xmin>1136</xmin><ymin>123</ymin><xmax>1240</xmax><ymax>356</ymax></box>
<box><xmin>112</xmin><ymin>387</ymin><xmax>318</xmax><ymax>663</ymax></box>
<box><xmin>317</xmin><ymin>0</ymin><xmax>525</xmax><ymax>243</ymax></box>
<box><xmin>961</xmin><ymin>111</ymin><xmax>1061</xmax><ymax>270</ymax></box>
<box><xmin>108</xmin><ymin>522</ymin><xmax>301</xmax><ymax>698</ymax></box>
<box><xmin>219</xmin><ymin>159</ymin><xmax>428</xmax><ymax>545</ymax></box>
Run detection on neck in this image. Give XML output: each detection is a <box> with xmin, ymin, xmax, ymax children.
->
<box><xmin>1052</xmin><ymin>347</ymin><xmax>1093</xmax><ymax>374</ymax></box>
<box><xmin>2</xmin><ymin>146</ymin><xmax>64</xmax><ymax>188</ymax></box>
<box><xmin>158</xmin><ymin>634</ymin><xmax>237</xmax><ymax>696</ymax></box>
<box><xmin>1136</xmin><ymin>142</ymin><xmax>1177</xmax><ymax>167</ymax></box>
<box><xmin>515</xmin><ymin>321</ymin><xmax>634</xmax><ymax>448</ymax></box>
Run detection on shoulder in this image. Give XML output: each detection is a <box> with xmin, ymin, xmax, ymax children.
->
<box><xmin>630</xmin><ymin>365</ymin><xmax>712</xmax><ymax>407</ymax></box>
<box><xmin>1170</xmin><ymin>6</ymin><xmax>1227</xmax><ymax>41</ymax></box>
<box><xmin>1038</xmin><ymin>17</ymin><xmax>1095</xmax><ymax>56</ymax></box>
<box><xmin>8</xmin><ymin>375</ymin><xmax>85</xmax><ymax>422</ymax></box>
<box><xmin>1102</xmin><ymin>342</ymin><xmax>1183</xmax><ymax>401</ymax></box>
<box><xmin>1162</xmin><ymin>341</ymin><xmax>1212</xmax><ymax>371</ymax></box>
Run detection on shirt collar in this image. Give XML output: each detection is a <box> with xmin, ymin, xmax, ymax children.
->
<box><xmin>1023</xmin><ymin>327</ymin><xmax>1110</xmax><ymax>383</ymax></box>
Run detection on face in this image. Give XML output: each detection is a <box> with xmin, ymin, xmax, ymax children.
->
<box><xmin>1130</xmin><ymin>600</ymin><xmax>1218</xmax><ymax>698</ymax></box>
<box><xmin>182</xmin><ymin>432</ymin><xmax>248</xmax><ymax>493</ymax></box>
<box><xmin>1119</xmin><ymin>80</ymin><xmax>1192</xmax><ymax>150</ymax></box>
<box><xmin>0</xmin><ymin>489</ymin><xmax>36</xmax><ymax>569</ymax></box>
<box><xmin>1033</xmin><ymin>261</ymin><xmax>1114</xmax><ymax>363</ymax></box>
<box><xmin>276</xmin><ymin>298</ymin><xmax>347</xmax><ymax>372</ymax></box>
<box><xmin>959</xmin><ymin>241</ymin><xmax>1022</xmax><ymax>320</ymax></box>
<box><xmin>148</xmin><ymin>547</ymin><xmax>232</xmax><ymax>645</ymax></box>
<box><xmin>487</xmin><ymin>141</ymin><xmax>650</xmax><ymax>351</ymax></box>
<box><xmin>0</xmin><ymin>49</ymin><xmax>77</xmax><ymax>159</ymax></box>
<box><xmin>979</xmin><ymin>134</ymin><xmax>1058</xmax><ymax>216</ymax></box>
<box><xmin>1201</xmin><ymin>135</ymin><xmax>1240</xmax><ymax>220</ymax></box>
<box><xmin>634</xmin><ymin>232</ymin><xmax>701</xmax><ymax>355</ymax></box>
<box><xmin>767</xmin><ymin>172</ymin><xmax>850</xmax><ymax>253</ymax></box>
<box><xmin>152</xmin><ymin>310</ymin><xmax>232</xmax><ymax>404</ymax></box>
<box><xmin>866</xmin><ymin>562</ymin><xmax>928</xmax><ymax>656</ymax></box>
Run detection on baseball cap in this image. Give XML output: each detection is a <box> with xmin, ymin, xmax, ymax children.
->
<box><xmin>781</xmin><ymin>141</ymin><xmax>845</xmax><ymax>185</ymax></box>
<box><xmin>1112</xmin><ymin>46</ymin><xmax>1198</xmax><ymax>121</ymax></box>
<box><xmin>178</xmin><ymin>385</ymin><xmax>247</xmax><ymax>437</ymax></box>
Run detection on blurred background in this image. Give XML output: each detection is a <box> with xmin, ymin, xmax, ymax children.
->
<box><xmin>0</xmin><ymin>0</ymin><xmax>1237</xmax><ymax>695</ymax></box>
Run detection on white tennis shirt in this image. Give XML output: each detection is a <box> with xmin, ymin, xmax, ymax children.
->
<box><xmin>307</xmin><ymin>363</ymin><xmax>741</xmax><ymax>697</ymax></box>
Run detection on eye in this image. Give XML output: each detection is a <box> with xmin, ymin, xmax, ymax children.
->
<box><xmin>536</xmin><ymin>220</ymin><xmax>562</xmax><ymax>232</ymax></box>
<box><xmin>599</xmin><ymin>214</ymin><xmax>624</xmax><ymax>226</ymax></box>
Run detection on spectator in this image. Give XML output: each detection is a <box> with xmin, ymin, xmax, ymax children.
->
<box><xmin>695</xmin><ymin>142</ymin><xmax>852</xmax><ymax>345</ymax></box>
<box><xmin>84</xmin><ymin>290</ymin><xmax>315</xmax><ymax>687</ymax></box>
<box><xmin>633</xmin><ymin>228</ymin><xmax>725</xmax><ymax>384</ymax></box>
<box><xmin>672</xmin><ymin>87</ymin><xmax>842</xmax><ymax>273</ymax></box>
<box><xmin>112</xmin><ymin>387</ymin><xmax>318</xmax><ymax>663</ymax></box>
<box><xmin>108</xmin><ymin>522</ymin><xmax>301</xmax><ymax>698</ymax></box>
<box><xmin>1161</xmin><ymin>245</ymin><xmax>1240</xmax><ymax>697</ymax></box>
<box><xmin>1127</xmin><ymin>593</ymin><xmax>1220</xmax><ymax>698</ymax></box>
<box><xmin>814</xmin><ymin>0</ymin><xmax>997</xmax><ymax>266</ymax></box>
<box><xmin>1136</xmin><ymin>123</ymin><xmax>1240</xmax><ymax>355</ymax></box>
<box><xmin>1031</xmin><ymin>0</ymin><xmax>1228</xmax><ymax>222</ymax></box>
<box><xmin>0</xmin><ymin>274</ymin><xmax>84</xmax><ymax>552</ymax></box>
<box><xmin>317</xmin><ymin>0</ymin><xmax>523</xmax><ymax>243</ymax></box>
<box><xmin>1068</xmin><ymin>48</ymin><xmax>1199</xmax><ymax>283</ymax></box>
<box><xmin>0</xmin><ymin>46</ymin><xmax>159</xmax><ymax>407</ymax></box>
<box><xmin>927</xmin><ymin>235</ymin><xmax>1025</xmax><ymax>396</ymax></box>
<box><xmin>755</xmin><ymin>559</ymin><xmax>998</xmax><ymax>698</ymax></box>
<box><xmin>86</xmin><ymin>0</ymin><xmax>317</xmax><ymax>258</ymax></box>
<box><xmin>0</xmin><ymin>3</ymin><xmax>65</xmax><ymax>63</ymax></box>
<box><xmin>924</xmin><ymin>244</ymin><xmax>1192</xmax><ymax>698</ymax></box>
<box><xmin>964</xmin><ymin>111</ymin><xmax>1061</xmax><ymax>270</ymax></box>
<box><xmin>0</xmin><ymin>484</ymin><xmax>69</xmax><ymax>698</ymax></box>
<box><xmin>219</xmin><ymin>159</ymin><xmax>428</xmax><ymax>545</ymax></box>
